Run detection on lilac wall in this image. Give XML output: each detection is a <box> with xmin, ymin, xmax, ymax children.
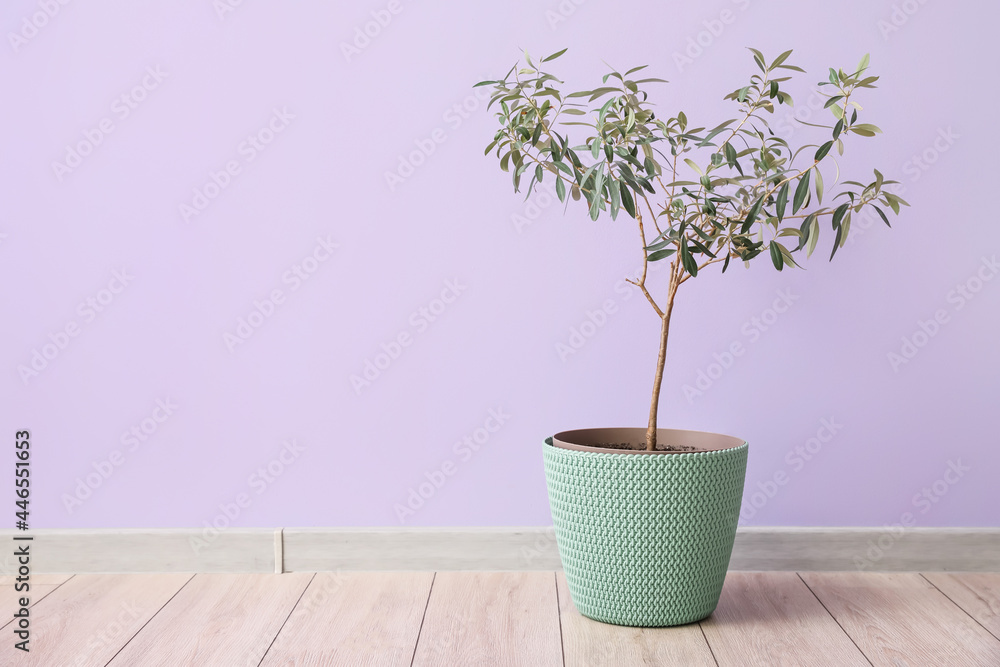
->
<box><xmin>3</xmin><ymin>0</ymin><xmax>997</xmax><ymax>530</ymax></box>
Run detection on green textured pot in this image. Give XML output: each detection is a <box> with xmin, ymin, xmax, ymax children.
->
<box><xmin>543</xmin><ymin>427</ymin><xmax>748</xmax><ymax>627</ymax></box>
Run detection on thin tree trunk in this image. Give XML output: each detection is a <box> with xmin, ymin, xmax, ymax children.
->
<box><xmin>646</xmin><ymin>282</ymin><xmax>678</xmax><ymax>451</ymax></box>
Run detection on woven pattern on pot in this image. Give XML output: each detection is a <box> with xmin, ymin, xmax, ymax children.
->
<box><xmin>544</xmin><ymin>441</ymin><xmax>748</xmax><ymax>627</ymax></box>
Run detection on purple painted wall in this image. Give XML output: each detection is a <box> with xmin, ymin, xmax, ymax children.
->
<box><xmin>3</xmin><ymin>0</ymin><xmax>997</xmax><ymax>530</ymax></box>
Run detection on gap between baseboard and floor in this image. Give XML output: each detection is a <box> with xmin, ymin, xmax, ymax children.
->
<box><xmin>0</xmin><ymin>527</ymin><xmax>996</xmax><ymax>576</ymax></box>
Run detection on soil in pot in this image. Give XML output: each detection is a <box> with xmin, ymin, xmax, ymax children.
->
<box><xmin>552</xmin><ymin>427</ymin><xmax>744</xmax><ymax>455</ymax></box>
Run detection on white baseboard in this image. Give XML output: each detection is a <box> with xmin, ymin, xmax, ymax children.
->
<box><xmin>0</xmin><ymin>527</ymin><xmax>996</xmax><ymax>576</ymax></box>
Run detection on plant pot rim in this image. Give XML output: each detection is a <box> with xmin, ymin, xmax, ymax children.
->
<box><xmin>550</xmin><ymin>427</ymin><xmax>746</xmax><ymax>455</ymax></box>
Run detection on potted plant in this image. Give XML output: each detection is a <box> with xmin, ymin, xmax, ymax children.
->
<box><xmin>477</xmin><ymin>48</ymin><xmax>906</xmax><ymax>627</ymax></box>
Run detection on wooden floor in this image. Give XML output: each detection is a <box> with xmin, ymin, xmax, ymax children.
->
<box><xmin>2</xmin><ymin>571</ymin><xmax>999</xmax><ymax>665</ymax></box>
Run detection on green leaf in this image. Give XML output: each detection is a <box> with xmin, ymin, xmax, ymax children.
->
<box><xmin>684</xmin><ymin>158</ymin><xmax>703</xmax><ymax>176</ymax></box>
<box><xmin>832</xmin><ymin>202</ymin><xmax>850</xmax><ymax>228</ymax></box>
<box><xmin>555</xmin><ymin>177</ymin><xmax>566</xmax><ymax>202</ymax></box>
<box><xmin>885</xmin><ymin>193</ymin><xmax>900</xmax><ymax>214</ymax></box>
<box><xmin>769</xmin><ymin>241</ymin><xmax>784</xmax><ymax>270</ymax></box>
<box><xmin>814</xmin><ymin>141</ymin><xmax>833</xmax><ymax>161</ymax></box>
<box><xmin>776</xmin><ymin>182</ymin><xmax>789</xmax><ymax>220</ymax></box>
<box><xmin>830</xmin><ymin>224</ymin><xmax>843</xmax><ymax>260</ymax></box>
<box><xmin>541</xmin><ymin>48</ymin><xmax>568</xmax><ymax>62</ymax></box>
<box><xmin>873</xmin><ymin>205</ymin><xmax>891</xmax><ymax>228</ymax></box>
<box><xmin>609</xmin><ymin>179</ymin><xmax>621</xmax><ymax>219</ymax></box>
<box><xmin>724</xmin><ymin>142</ymin><xmax>738</xmax><ymax>167</ymax></box>
<box><xmin>531</xmin><ymin>123</ymin><xmax>543</xmax><ymax>147</ymax></box>
<box><xmin>620</xmin><ymin>185</ymin><xmax>636</xmax><ymax>217</ymax></box>
<box><xmin>828</xmin><ymin>68</ymin><xmax>839</xmax><ymax>85</ymax></box>
<box><xmin>587</xmin><ymin>86</ymin><xmax>621</xmax><ymax>101</ymax></box>
<box><xmin>806</xmin><ymin>214</ymin><xmax>820</xmax><ymax>257</ymax></box>
<box><xmin>851</xmin><ymin>123</ymin><xmax>882</xmax><ymax>134</ymax></box>
<box><xmin>792</xmin><ymin>171</ymin><xmax>811</xmax><ymax>214</ymax></box>
<box><xmin>553</xmin><ymin>160</ymin><xmax>574</xmax><ymax>177</ymax></box>
<box><xmin>680</xmin><ymin>243</ymin><xmax>698</xmax><ymax>276</ymax></box>
<box><xmin>647</xmin><ymin>248</ymin><xmax>676</xmax><ymax>262</ymax></box>
<box><xmin>833</xmin><ymin>118</ymin><xmax>844</xmax><ymax>140</ymax></box>
<box><xmin>770</xmin><ymin>49</ymin><xmax>793</xmax><ymax>69</ymax></box>
<box><xmin>815</xmin><ymin>167</ymin><xmax>824</xmax><ymax>205</ymax></box>
<box><xmin>741</xmin><ymin>195</ymin><xmax>765</xmax><ymax>233</ymax></box>
<box><xmin>857</xmin><ymin>53</ymin><xmax>870</xmax><ymax>72</ymax></box>
<box><xmin>824</xmin><ymin>95</ymin><xmax>843</xmax><ymax>109</ymax></box>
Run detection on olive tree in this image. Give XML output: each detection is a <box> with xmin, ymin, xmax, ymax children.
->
<box><xmin>477</xmin><ymin>48</ymin><xmax>907</xmax><ymax>450</ymax></box>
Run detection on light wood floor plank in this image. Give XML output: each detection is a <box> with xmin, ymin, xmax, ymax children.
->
<box><xmin>0</xmin><ymin>573</ymin><xmax>191</xmax><ymax>666</ymax></box>
<box><xmin>802</xmin><ymin>571</ymin><xmax>1000</xmax><ymax>666</ymax></box>
<box><xmin>411</xmin><ymin>571</ymin><xmax>562</xmax><ymax>667</ymax></box>
<box><xmin>0</xmin><ymin>585</ymin><xmax>65</xmax><ymax>627</ymax></box>
<box><xmin>700</xmin><ymin>571</ymin><xmax>868</xmax><ymax>666</ymax></box>
<box><xmin>108</xmin><ymin>573</ymin><xmax>312</xmax><ymax>667</ymax></box>
<box><xmin>260</xmin><ymin>571</ymin><xmax>433</xmax><ymax>666</ymax></box>
<box><xmin>923</xmin><ymin>572</ymin><xmax>1000</xmax><ymax>640</ymax></box>
<box><xmin>556</xmin><ymin>572</ymin><xmax>715</xmax><ymax>666</ymax></box>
